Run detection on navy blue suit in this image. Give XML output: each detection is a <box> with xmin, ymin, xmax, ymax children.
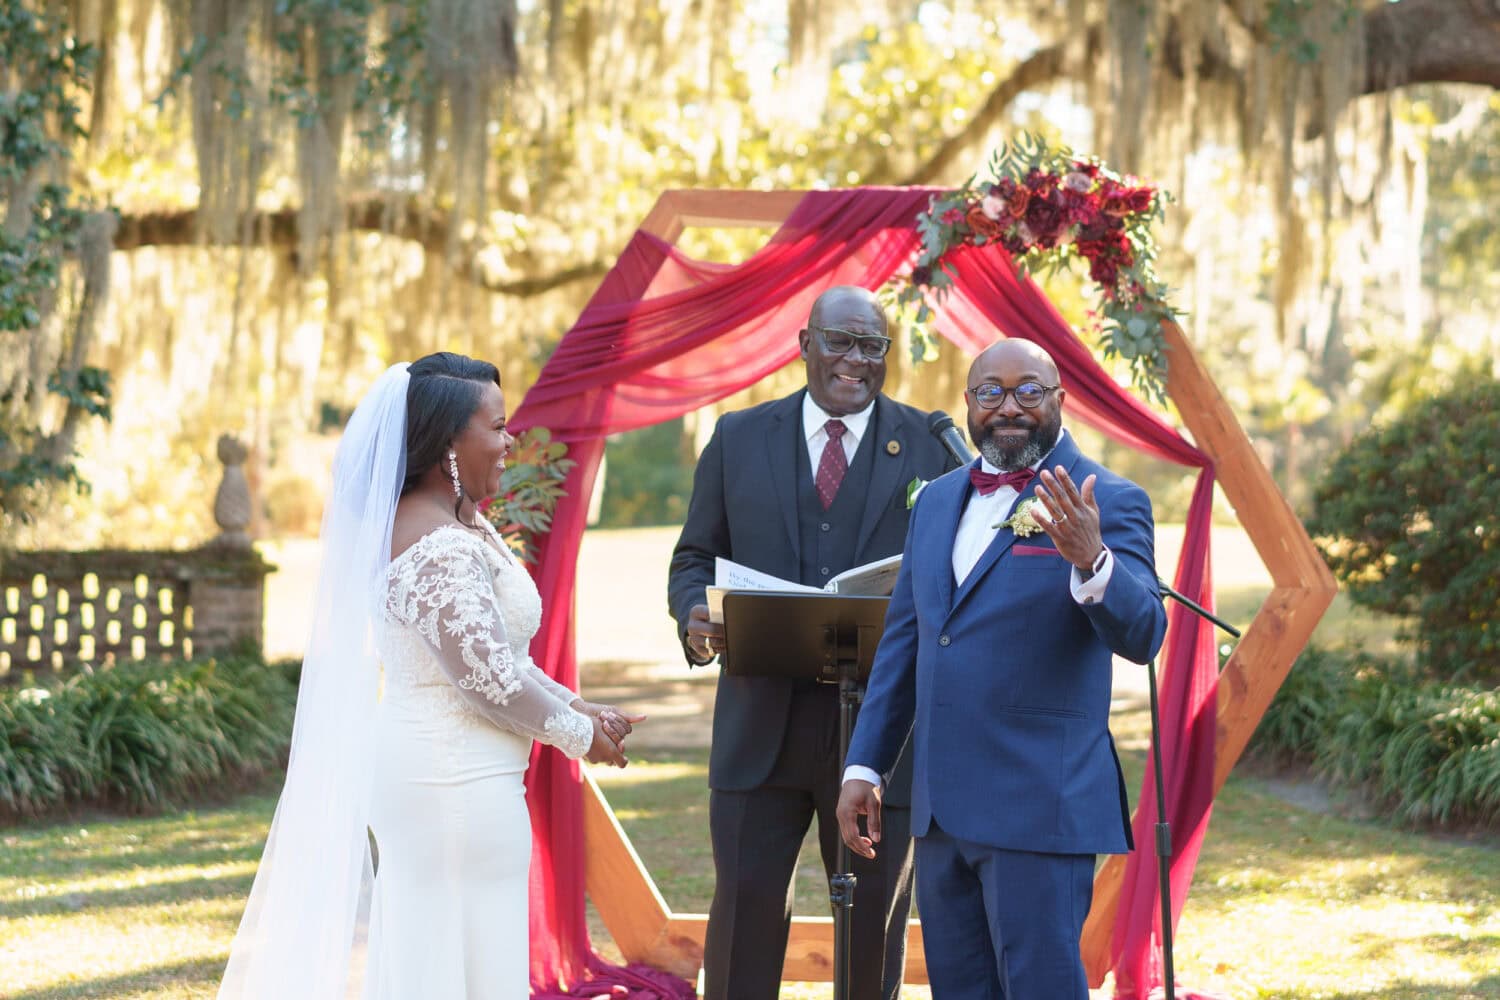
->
<box><xmin>846</xmin><ymin>431</ymin><xmax>1167</xmax><ymax>998</ymax></box>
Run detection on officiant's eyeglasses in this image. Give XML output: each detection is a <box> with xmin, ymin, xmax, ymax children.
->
<box><xmin>968</xmin><ymin>382</ymin><xmax>1060</xmax><ymax>409</ymax></box>
<box><xmin>813</xmin><ymin>327</ymin><xmax>893</xmax><ymax>359</ymax></box>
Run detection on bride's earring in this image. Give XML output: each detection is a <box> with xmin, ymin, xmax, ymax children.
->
<box><xmin>448</xmin><ymin>451</ymin><xmax>462</xmax><ymax>499</ymax></box>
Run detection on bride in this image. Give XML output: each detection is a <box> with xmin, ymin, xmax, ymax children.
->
<box><xmin>218</xmin><ymin>353</ymin><xmax>642</xmax><ymax>999</ymax></box>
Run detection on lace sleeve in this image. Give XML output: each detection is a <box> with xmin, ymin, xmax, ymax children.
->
<box><xmin>522</xmin><ymin>659</ymin><xmax>585</xmax><ymax>707</ymax></box>
<box><xmin>385</xmin><ymin>532</ymin><xmax>594</xmax><ymax>758</ymax></box>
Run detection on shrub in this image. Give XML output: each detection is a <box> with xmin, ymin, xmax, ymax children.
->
<box><xmin>1247</xmin><ymin>644</ymin><xmax>1363</xmax><ymax>763</ymax></box>
<box><xmin>1253</xmin><ymin>645</ymin><xmax>1500</xmax><ymax>828</ymax></box>
<box><xmin>0</xmin><ymin>652</ymin><xmax>298</xmax><ymax>820</ymax></box>
<box><xmin>1307</xmin><ymin>374</ymin><xmax>1500</xmax><ymax>680</ymax></box>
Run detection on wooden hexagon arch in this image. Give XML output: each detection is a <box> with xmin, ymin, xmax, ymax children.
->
<box><xmin>577</xmin><ymin>189</ymin><xmax>1337</xmax><ymax>987</ymax></box>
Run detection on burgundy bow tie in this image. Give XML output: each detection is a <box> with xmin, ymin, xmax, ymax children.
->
<box><xmin>969</xmin><ymin>466</ymin><xmax>1035</xmax><ymax>497</ymax></box>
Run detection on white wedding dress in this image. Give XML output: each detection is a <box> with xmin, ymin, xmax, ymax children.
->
<box><xmin>363</xmin><ymin>522</ymin><xmax>594</xmax><ymax>1000</ymax></box>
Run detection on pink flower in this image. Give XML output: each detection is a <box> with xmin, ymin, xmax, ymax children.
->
<box><xmin>980</xmin><ymin>193</ymin><xmax>1006</xmax><ymax>221</ymax></box>
<box><xmin>1064</xmin><ymin>171</ymin><xmax>1092</xmax><ymax>193</ymax></box>
<box><xmin>941</xmin><ymin>207</ymin><xmax>965</xmax><ymax>225</ymax></box>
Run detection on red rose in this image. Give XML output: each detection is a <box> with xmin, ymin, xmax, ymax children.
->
<box><xmin>1062</xmin><ymin>186</ymin><xmax>1095</xmax><ymax>226</ymax></box>
<box><xmin>1023</xmin><ymin>188</ymin><xmax>1069</xmax><ymax>247</ymax></box>
<box><xmin>1089</xmin><ymin>257</ymin><xmax>1120</xmax><ymax>290</ymax></box>
<box><xmin>1123</xmin><ymin>187</ymin><xmax>1154</xmax><ymax>214</ymax></box>
<box><xmin>1004</xmin><ymin>184</ymin><xmax>1030</xmax><ymax>219</ymax></box>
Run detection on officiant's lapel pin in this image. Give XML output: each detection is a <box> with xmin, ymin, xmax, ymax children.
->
<box><xmin>886</xmin><ymin>439</ymin><xmax>901</xmax><ymax>455</ymax></box>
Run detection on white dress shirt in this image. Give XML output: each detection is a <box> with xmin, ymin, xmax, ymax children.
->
<box><xmin>843</xmin><ymin>429</ymin><xmax>1115</xmax><ymax>791</ymax></box>
<box><xmin>802</xmin><ymin>393</ymin><xmax>873</xmax><ymax>479</ymax></box>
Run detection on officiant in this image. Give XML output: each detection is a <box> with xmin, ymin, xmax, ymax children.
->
<box><xmin>667</xmin><ymin>285</ymin><xmax>956</xmax><ymax>1000</ymax></box>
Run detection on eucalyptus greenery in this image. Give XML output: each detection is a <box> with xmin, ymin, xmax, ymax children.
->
<box><xmin>889</xmin><ymin>133</ymin><xmax>1178</xmax><ymax>404</ymax></box>
<box><xmin>483</xmin><ymin>427</ymin><xmax>575</xmax><ymax>565</ymax></box>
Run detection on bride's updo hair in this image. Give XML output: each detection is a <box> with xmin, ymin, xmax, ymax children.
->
<box><xmin>401</xmin><ymin>352</ymin><xmax>502</xmax><ymax>496</ymax></box>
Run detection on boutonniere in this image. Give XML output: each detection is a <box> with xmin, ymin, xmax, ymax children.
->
<box><xmin>995</xmin><ymin>497</ymin><xmax>1046</xmax><ymax>536</ymax></box>
<box><xmin>906</xmin><ymin>476</ymin><xmax>930</xmax><ymax>509</ymax></box>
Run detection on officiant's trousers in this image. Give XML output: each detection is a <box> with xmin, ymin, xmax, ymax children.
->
<box><xmin>703</xmin><ymin>683</ymin><xmax>913</xmax><ymax>1000</ymax></box>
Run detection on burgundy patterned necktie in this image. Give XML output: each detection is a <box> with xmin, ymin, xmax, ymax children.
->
<box><xmin>815</xmin><ymin>419</ymin><xmax>849</xmax><ymax>510</ymax></box>
<box><xmin>969</xmin><ymin>466</ymin><xmax>1035</xmax><ymax>496</ymax></box>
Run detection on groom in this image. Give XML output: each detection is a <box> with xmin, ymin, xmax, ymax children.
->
<box><xmin>836</xmin><ymin>337</ymin><xmax>1167</xmax><ymax>999</ymax></box>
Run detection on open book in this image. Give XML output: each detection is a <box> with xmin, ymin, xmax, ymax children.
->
<box><xmin>706</xmin><ymin>554</ymin><xmax>901</xmax><ymax>623</ymax></box>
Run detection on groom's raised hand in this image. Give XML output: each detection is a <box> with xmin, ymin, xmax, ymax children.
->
<box><xmin>836</xmin><ymin>779</ymin><xmax>883</xmax><ymax>860</ymax></box>
<box><xmin>1034</xmin><ymin>467</ymin><xmax>1105</xmax><ymax>572</ymax></box>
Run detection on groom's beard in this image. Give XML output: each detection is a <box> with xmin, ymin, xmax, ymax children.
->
<box><xmin>970</xmin><ymin>411</ymin><xmax>1060</xmax><ymax>472</ymax></box>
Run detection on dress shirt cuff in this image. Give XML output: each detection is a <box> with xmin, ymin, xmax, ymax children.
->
<box><xmin>842</xmin><ymin>765</ymin><xmax>884</xmax><ymax>789</ymax></box>
<box><xmin>1070</xmin><ymin>546</ymin><xmax>1114</xmax><ymax>605</ymax></box>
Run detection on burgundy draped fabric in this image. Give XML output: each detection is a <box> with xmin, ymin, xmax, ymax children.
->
<box><xmin>511</xmin><ymin>189</ymin><xmax>1219</xmax><ymax>999</ymax></box>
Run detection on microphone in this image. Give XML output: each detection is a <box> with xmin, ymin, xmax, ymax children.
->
<box><xmin>927</xmin><ymin>410</ymin><xmax>974</xmax><ymax>467</ymax></box>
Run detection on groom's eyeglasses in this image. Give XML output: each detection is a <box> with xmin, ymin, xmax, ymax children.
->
<box><xmin>967</xmin><ymin>382</ymin><xmax>1060</xmax><ymax>409</ymax></box>
<box><xmin>813</xmin><ymin>326</ymin><xmax>893</xmax><ymax>359</ymax></box>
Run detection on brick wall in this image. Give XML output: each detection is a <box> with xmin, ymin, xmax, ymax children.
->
<box><xmin>0</xmin><ymin>547</ymin><xmax>274</xmax><ymax>681</ymax></box>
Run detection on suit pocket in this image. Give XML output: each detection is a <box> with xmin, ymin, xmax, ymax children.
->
<box><xmin>1012</xmin><ymin>544</ymin><xmax>1062</xmax><ymax>557</ymax></box>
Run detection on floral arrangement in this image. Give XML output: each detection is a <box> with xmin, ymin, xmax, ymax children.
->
<box><xmin>1000</xmin><ymin>498</ymin><xmax>1046</xmax><ymax>537</ymax></box>
<box><xmin>480</xmin><ymin>427</ymin><xmax>575</xmax><ymax>563</ymax></box>
<box><xmin>888</xmin><ymin>133</ymin><xmax>1179</xmax><ymax>403</ymax></box>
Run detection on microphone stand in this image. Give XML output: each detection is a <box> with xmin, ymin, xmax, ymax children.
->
<box><xmin>1146</xmin><ymin>581</ymin><xmax>1239</xmax><ymax>1000</ymax></box>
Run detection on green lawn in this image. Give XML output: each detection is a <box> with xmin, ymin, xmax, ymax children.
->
<box><xmin>0</xmin><ymin>792</ymin><xmax>273</xmax><ymax>999</ymax></box>
<box><xmin>2</xmin><ymin>522</ymin><xmax>1485</xmax><ymax>998</ymax></box>
<box><xmin>5</xmin><ymin>737</ymin><xmax>1496</xmax><ymax>999</ymax></box>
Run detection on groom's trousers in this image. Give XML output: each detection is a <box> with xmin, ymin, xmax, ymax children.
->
<box><xmin>915</xmin><ymin>820</ymin><xmax>1095</xmax><ymax>1000</ymax></box>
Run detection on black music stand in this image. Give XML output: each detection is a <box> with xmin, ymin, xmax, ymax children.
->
<box><xmin>720</xmin><ymin>590</ymin><xmax>891</xmax><ymax>1000</ymax></box>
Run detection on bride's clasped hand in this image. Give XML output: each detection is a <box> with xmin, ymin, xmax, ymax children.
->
<box><xmin>580</xmin><ymin>702</ymin><xmax>647</xmax><ymax>767</ymax></box>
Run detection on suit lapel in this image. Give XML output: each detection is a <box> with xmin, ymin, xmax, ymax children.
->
<box><xmin>853</xmin><ymin>396</ymin><xmax>904</xmax><ymax>559</ymax></box>
<box><xmin>927</xmin><ymin>467</ymin><xmax>968</xmax><ymax>615</ymax></box>
<box><xmin>948</xmin><ymin>432</ymin><xmax>1084</xmax><ymax>617</ymax></box>
<box><xmin>950</xmin><ymin>482</ymin><xmax>1032</xmax><ymax>613</ymax></box>
<box><xmin>764</xmin><ymin>391</ymin><xmax>805</xmax><ymax>562</ymax></box>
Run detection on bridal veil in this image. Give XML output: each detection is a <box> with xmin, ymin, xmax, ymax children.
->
<box><xmin>218</xmin><ymin>363</ymin><xmax>409</xmax><ymax>999</ymax></box>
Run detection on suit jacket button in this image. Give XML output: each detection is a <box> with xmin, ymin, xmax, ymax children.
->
<box><xmin>938</xmin><ymin>634</ymin><xmax>951</xmax><ymax>646</ymax></box>
<box><xmin>820</xmin><ymin>522</ymin><xmax>831</xmax><ymax>532</ymax></box>
<box><xmin>820</xmin><ymin>567</ymin><xmax>830</xmax><ymax>576</ymax></box>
